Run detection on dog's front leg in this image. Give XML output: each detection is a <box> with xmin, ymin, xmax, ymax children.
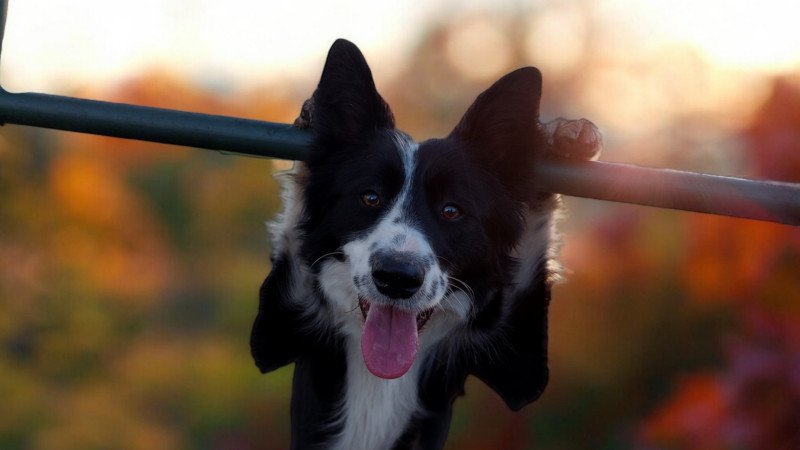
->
<box><xmin>471</xmin><ymin>117</ymin><xmax>603</xmax><ymax>411</ymax></box>
<box><xmin>251</xmin><ymin>256</ymin><xmax>309</xmax><ymax>373</ymax></box>
<box><xmin>251</xmin><ymin>254</ymin><xmax>349</xmax><ymax>449</ymax></box>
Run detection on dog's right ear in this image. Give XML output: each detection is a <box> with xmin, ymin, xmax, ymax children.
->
<box><xmin>311</xmin><ymin>39</ymin><xmax>395</xmax><ymax>143</ymax></box>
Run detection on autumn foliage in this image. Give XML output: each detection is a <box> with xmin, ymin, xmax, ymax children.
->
<box><xmin>0</xmin><ymin>14</ymin><xmax>798</xmax><ymax>450</ymax></box>
<box><xmin>637</xmin><ymin>78</ymin><xmax>800</xmax><ymax>450</ymax></box>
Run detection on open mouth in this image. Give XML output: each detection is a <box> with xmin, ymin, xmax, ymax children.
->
<box><xmin>358</xmin><ymin>297</ymin><xmax>435</xmax><ymax>380</ymax></box>
<box><xmin>359</xmin><ymin>297</ymin><xmax>434</xmax><ymax>331</ymax></box>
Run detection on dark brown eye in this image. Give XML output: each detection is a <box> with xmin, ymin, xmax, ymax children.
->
<box><xmin>441</xmin><ymin>203</ymin><xmax>462</xmax><ymax>221</ymax></box>
<box><xmin>361</xmin><ymin>190</ymin><xmax>381</xmax><ymax>207</ymax></box>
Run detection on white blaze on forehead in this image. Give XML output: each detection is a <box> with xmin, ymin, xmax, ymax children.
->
<box><xmin>392</xmin><ymin>131</ymin><xmax>418</xmax><ymax>180</ymax></box>
<box><xmin>351</xmin><ymin>131</ymin><xmax>425</xmax><ymax>255</ymax></box>
<box><xmin>383</xmin><ymin>131</ymin><xmax>424</xmax><ymax>251</ymax></box>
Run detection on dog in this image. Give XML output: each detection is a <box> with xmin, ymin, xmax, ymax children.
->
<box><xmin>251</xmin><ymin>39</ymin><xmax>602</xmax><ymax>450</ymax></box>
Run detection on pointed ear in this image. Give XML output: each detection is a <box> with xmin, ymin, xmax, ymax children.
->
<box><xmin>311</xmin><ymin>39</ymin><xmax>395</xmax><ymax>142</ymax></box>
<box><xmin>449</xmin><ymin>67</ymin><xmax>544</xmax><ymax>198</ymax></box>
<box><xmin>452</xmin><ymin>67</ymin><xmax>542</xmax><ymax>142</ymax></box>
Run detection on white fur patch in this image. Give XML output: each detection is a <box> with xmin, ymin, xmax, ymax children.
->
<box><xmin>508</xmin><ymin>197</ymin><xmax>563</xmax><ymax>296</ymax></box>
<box><xmin>331</xmin><ymin>338</ymin><xmax>422</xmax><ymax>450</ymax></box>
<box><xmin>268</xmin><ymin>162</ymin><xmax>307</xmax><ymax>259</ymax></box>
<box><xmin>268</xmin><ymin>163</ymin><xmax>331</xmax><ymax>329</ymax></box>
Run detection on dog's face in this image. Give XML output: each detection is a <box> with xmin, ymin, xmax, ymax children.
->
<box><xmin>310</xmin><ymin>132</ymin><xmax>457</xmax><ymax>379</ymax></box>
<box><xmin>295</xmin><ymin>40</ymin><xmax>546</xmax><ymax>380</ymax></box>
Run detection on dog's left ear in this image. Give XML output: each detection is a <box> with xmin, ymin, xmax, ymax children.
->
<box><xmin>449</xmin><ymin>67</ymin><xmax>544</xmax><ymax>199</ymax></box>
<box><xmin>311</xmin><ymin>39</ymin><xmax>395</xmax><ymax>143</ymax></box>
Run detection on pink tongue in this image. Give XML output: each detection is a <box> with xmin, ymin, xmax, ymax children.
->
<box><xmin>361</xmin><ymin>303</ymin><xmax>419</xmax><ymax>379</ymax></box>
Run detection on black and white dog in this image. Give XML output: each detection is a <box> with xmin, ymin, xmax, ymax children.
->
<box><xmin>251</xmin><ymin>39</ymin><xmax>601</xmax><ymax>450</ymax></box>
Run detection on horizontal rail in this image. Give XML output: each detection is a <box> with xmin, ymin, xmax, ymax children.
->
<box><xmin>533</xmin><ymin>160</ymin><xmax>799</xmax><ymax>225</ymax></box>
<box><xmin>0</xmin><ymin>89</ymin><xmax>796</xmax><ymax>226</ymax></box>
<box><xmin>0</xmin><ymin>90</ymin><xmax>313</xmax><ymax>160</ymax></box>
<box><xmin>0</xmin><ymin>0</ymin><xmax>796</xmax><ymax>227</ymax></box>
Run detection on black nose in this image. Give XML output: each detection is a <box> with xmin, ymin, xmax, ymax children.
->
<box><xmin>371</xmin><ymin>253</ymin><xmax>424</xmax><ymax>299</ymax></box>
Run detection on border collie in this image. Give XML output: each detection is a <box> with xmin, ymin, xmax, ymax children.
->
<box><xmin>251</xmin><ymin>39</ymin><xmax>601</xmax><ymax>450</ymax></box>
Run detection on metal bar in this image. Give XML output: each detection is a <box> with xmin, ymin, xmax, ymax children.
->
<box><xmin>0</xmin><ymin>0</ymin><xmax>797</xmax><ymax>226</ymax></box>
<box><xmin>0</xmin><ymin>89</ymin><xmax>796</xmax><ymax>226</ymax></box>
<box><xmin>533</xmin><ymin>160</ymin><xmax>799</xmax><ymax>225</ymax></box>
<box><xmin>0</xmin><ymin>0</ymin><xmax>6</xmax><ymax>61</ymax></box>
<box><xmin>0</xmin><ymin>90</ymin><xmax>313</xmax><ymax>160</ymax></box>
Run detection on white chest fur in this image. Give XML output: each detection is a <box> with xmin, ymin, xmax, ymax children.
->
<box><xmin>332</xmin><ymin>337</ymin><xmax>421</xmax><ymax>450</ymax></box>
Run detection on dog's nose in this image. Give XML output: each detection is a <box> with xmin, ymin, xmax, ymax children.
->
<box><xmin>371</xmin><ymin>253</ymin><xmax>424</xmax><ymax>299</ymax></box>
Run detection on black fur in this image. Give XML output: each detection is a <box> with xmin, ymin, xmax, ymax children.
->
<box><xmin>251</xmin><ymin>39</ymin><xmax>575</xmax><ymax>449</ymax></box>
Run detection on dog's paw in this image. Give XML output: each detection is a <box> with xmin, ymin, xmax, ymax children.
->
<box><xmin>542</xmin><ymin>118</ymin><xmax>602</xmax><ymax>161</ymax></box>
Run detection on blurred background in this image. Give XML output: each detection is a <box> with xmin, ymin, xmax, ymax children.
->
<box><xmin>0</xmin><ymin>0</ymin><xmax>799</xmax><ymax>449</ymax></box>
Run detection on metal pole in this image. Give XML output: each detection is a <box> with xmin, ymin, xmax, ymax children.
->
<box><xmin>0</xmin><ymin>90</ymin><xmax>314</xmax><ymax>160</ymax></box>
<box><xmin>533</xmin><ymin>160</ymin><xmax>799</xmax><ymax>225</ymax></box>
<box><xmin>0</xmin><ymin>0</ymin><xmax>6</xmax><ymax>62</ymax></box>
<box><xmin>0</xmin><ymin>0</ymin><xmax>797</xmax><ymax>226</ymax></box>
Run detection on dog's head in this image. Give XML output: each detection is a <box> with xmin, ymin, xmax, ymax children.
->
<box><xmin>293</xmin><ymin>39</ymin><xmax>548</xmax><ymax>383</ymax></box>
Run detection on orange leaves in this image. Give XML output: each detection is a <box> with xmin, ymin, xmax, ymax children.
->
<box><xmin>50</xmin><ymin>151</ymin><xmax>141</xmax><ymax>228</ymax></box>
<box><xmin>640</xmin><ymin>311</ymin><xmax>800</xmax><ymax>450</ymax></box>
<box><xmin>683</xmin><ymin>216</ymin><xmax>779</xmax><ymax>301</ymax></box>
<box><xmin>48</xmin><ymin>151</ymin><xmax>174</xmax><ymax>303</ymax></box>
<box><xmin>642</xmin><ymin>202</ymin><xmax>800</xmax><ymax>450</ymax></box>
<box><xmin>640</xmin><ymin>374</ymin><xmax>728</xmax><ymax>450</ymax></box>
<box><xmin>681</xmin><ymin>214</ymin><xmax>800</xmax><ymax>307</ymax></box>
<box><xmin>637</xmin><ymin>74</ymin><xmax>800</xmax><ymax>450</ymax></box>
<box><xmin>0</xmin><ymin>69</ymin><xmax>293</xmax><ymax>449</ymax></box>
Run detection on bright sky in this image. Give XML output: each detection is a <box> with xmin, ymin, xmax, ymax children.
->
<box><xmin>1</xmin><ymin>0</ymin><xmax>799</xmax><ymax>92</ymax></box>
<box><xmin>0</xmin><ymin>0</ymin><xmax>453</xmax><ymax>91</ymax></box>
<box><xmin>608</xmin><ymin>0</ymin><xmax>800</xmax><ymax>69</ymax></box>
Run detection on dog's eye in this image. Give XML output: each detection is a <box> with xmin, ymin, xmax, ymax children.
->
<box><xmin>441</xmin><ymin>203</ymin><xmax>463</xmax><ymax>221</ymax></box>
<box><xmin>361</xmin><ymin>190</ymin><xmax>381</xmax><ymax>208</ymax></box>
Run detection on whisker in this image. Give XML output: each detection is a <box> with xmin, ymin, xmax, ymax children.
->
<box><xmin>436</xmin><ymin>255</ymin><xmax>456</xmax><ymax>268</ymax></box>
<box><xmin>447</xmin><ymin>275</ymin><xmax>475</xmax><ymax>301</ymax></box>
<box><xmin>432</xmin><ymin>255</ymin><xmax>477</xmax><ymax>307</ymax></box>
<box><xmin>310</xmin><ymin>251</ymin><xmax>345</xmax><ymax>268</ymax></box>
